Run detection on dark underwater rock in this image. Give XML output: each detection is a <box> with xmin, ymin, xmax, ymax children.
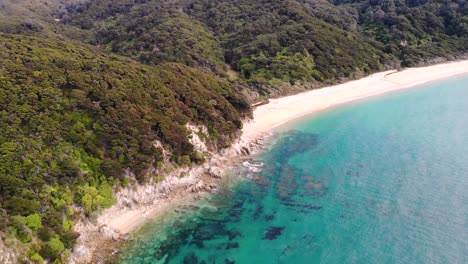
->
<box><xmin>190</xmin><ymin>239</ymin><xmax>205</xmax><ymax>249</ymax></box>
<box><xmin>193</xmin><ymin>223</ymin><xmax>227</xmax><ymax>240</ymax></box>
<box><xmin>302</xmin><ymin>176</ymin><xmax>328</xmax><ymax>199</ymax></box>
<box><xmin>277</xmin><ymin>165</ymin><xmax>298</xmax><ymax>199</ymax></box>
<box><xmin>183</xmin><ymin>252</ymin><xmax>198</xmax><ymax>264</ymax></box>
<box><xmin>263</xmin><ymin>226</ymin><xmax>285</xmax><ymax>240</ymax></box>
<box><xmin>227</xmin><ymin>230</ymin><xmax>243</xmax><ymax>240</ymax></box>
<box><xmin>264</xmin><ymin>214</ymin><xmax>275</xmax><ymax>221</ymax></box>
<box><xmin>282</xmin><ymin>202</ymin><xmax>322</xmax><ymax>210</ymax></box>
<box><xmin>253</xmin><ymin>205</ymin><xmax>264</xmax><ymax>220</ymax></box>
<box><xmin>225</xmin><ymin>242</ymin><xmax>240</xmax><ymax>250</ymax></box>
<box><xmin>225</xmin><ymin>258</ymin><xmax>235</xmax><ymax>264</ymax></box>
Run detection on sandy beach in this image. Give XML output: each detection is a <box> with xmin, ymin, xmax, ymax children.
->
<box><xmin>242</xmin><ymin>60</ymin><xmax>468</xmax><ymax>139</ymax></box>
<box><xmin>72</xmin><ymin>60</ymin><xmax>468</xmax><ymax>263</ymax></box>
<box><xmin>104</xmin><ymin>60</ymin><xmax>468</xmax><ymax>235</ymax></box>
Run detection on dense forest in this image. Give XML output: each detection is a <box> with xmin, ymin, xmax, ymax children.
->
<box><xmin>0</xmin><ymin>0</ymin><xmax>467</xmax><ymax>262</ymax></box>
<box><xmin>0</xmin><ymin>33</ymin><xmax>250</xmax><ymax>262</ymax></box>
<box><xmin>62</xmin><ymin>0</ymin><xmax>468</xmax><ymax>87</ymax></box>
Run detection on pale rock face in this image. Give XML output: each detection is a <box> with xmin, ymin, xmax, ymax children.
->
<box><xmin>71</xmin><ymin>245</ymin><xmax>92</xmax><ymax>263</ymax></box>
<box><xmin>153</xmin><ymin>140</ymin><xmax>170</xmax><ymax>161</ymax></box>
<box><xmin>0</xmin><ymin>239</ymin><xmax>20</xmax><ymax>264</ymax></box>
<box><xmin>207</xmin><ymin>167</ymin><xmax>223</xmax><ymax>178</ymax></box>
<box><xmin>186</xmin><ymin>123</ymin><xmax>209</xmax><ymax>153</ymax></box>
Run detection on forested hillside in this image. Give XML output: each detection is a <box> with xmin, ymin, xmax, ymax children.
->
<box><xmin>62</xmin><ymin>0</ymin><xmax>467</xmax><ymax>87</ymax></box>
<box><xmin>0</xmin><ymin>0</ymin><xmax>467</xmax><ymax>262</ymax></box>
<box><xmin>330</xmin><ymin>0</ymin><xmax>468</xmax><ymax>65</ymax></box>
<box><xmin>0</xmin><ymin>33</ymin><xmax>249</xmax><ymax>262</ymax></box>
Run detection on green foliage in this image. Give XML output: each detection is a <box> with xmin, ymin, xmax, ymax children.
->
<box><xmin>0</xmin><ymin>32</ymin><xmax>250</xmax><ymax>261</ymax></box>
<box><xmin>48</xmin><ymin>238</ymin><xmax>65</xmax><ymax>253</ymax></box>
<box><xmin>30</xmin><ymin>252</ymin><xmax>45</xmax><ymax>264</ymax></box>
<box><xmin>38</xmin><ymin>237</ymin><xmax>65</xmax><ymax>262</ymax></box>
<box><xmin>330</xmin><ymin>0</ymin><xmax>468</xmax><ymax>66</ymax></box>
<box><xmin>61</xmin><ymin>218</ymin><xmax>74</xmax><ymax>232</ymax></box>
<box><xmin>77</xmin><ymin>184</ymin><xmax>115</xmax><ymax>215</ymax></box>
<box><xmin>25</xmin><ymin>214</ymin><xmax>42</xmax><ymax>231</ymax></box>
<box><xmin>186</xmin><ymin>0</ymin><xmax>392</xmax><ymax>85</ymax></box>
<box><xmin>190</xmin><ymin>152</ymin><xmax>206</xmax><ymax>164</ymax></box>
<box><xmin>10</xmin><ymin>216</ymin><xmax>31</xmax><ymax>243</ymax></box>
<box><xmin>63</xmin><ymin>0</ymin><xmax>226</xmax><ymax>72</ymax></box>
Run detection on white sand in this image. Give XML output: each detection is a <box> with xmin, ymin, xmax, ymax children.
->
<box><xmin>242</xmin><ymin>60</ymin><xmax>468</xmax><ymax>139</ymax></box>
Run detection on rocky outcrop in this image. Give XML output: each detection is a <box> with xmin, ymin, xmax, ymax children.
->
<box><xmin>186</xmin><ymin>123</ymin><xmax>210</xmax><ymax>153</ymax></box>
<box><xmin>190</xmin><ymin>180</ymin><xmax>217</xmax><ymax>193</ymax></box>
<box><xmin>72</xmin><ymin>245</ymin><xmax>92</xmax><ymax>263</ymax></box>
<box><xmin>0</xmin><ymin>237</ymin><xmax>21</xmax><ymax>264</ymax></box>
<box><xmin>70</xmin><ymin>131</ymin><xmax>267</xmax><ymax>263</ymax></box>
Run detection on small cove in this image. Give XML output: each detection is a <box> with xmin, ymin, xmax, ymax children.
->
<box><xmin>118</xmin><ymin>75</ymin><xmax>468</xmax><ymax>263</ymax></box>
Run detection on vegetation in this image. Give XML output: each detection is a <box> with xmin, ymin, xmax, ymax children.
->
<box><xmin>0</xmin><ymin>33</ymin><xmax>249</xmax><ymax>262</ymax></box>
<box><xmin>0</xmin><ymin>0</ymin><xmax>466</xmax><ymax>262</ymax></box>
<box><xmin>186</xmin><ymin>0</ymin><xmax>394</xmax><ymax>84</ymax></box>
<box><xmin>330</xmin><ymin>0</ymin><xmax>468</xmax><ymax>66</ymax></box>
<box><xmin>62</xmin><ymin>0</ymin><xmax>226</xmax><ymax>72</ymax></box>
<box><xmin>61</xmin><ymin>0</ymin><xmax>467</xmax><ymax>86</ymax></box>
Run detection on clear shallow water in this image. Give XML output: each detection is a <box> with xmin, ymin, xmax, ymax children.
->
<box><xmin>119</xmin><ymin>76</ymin><xmax>468</xmax><ymax>264</ymax></box>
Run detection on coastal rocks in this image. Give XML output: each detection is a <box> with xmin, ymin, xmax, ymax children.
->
<box><xmin>99</xmin><ymin>224</ymin><xmax>115</xmax><ymax>238</ymax></box>
<box><xmin>99</xmin><ymin>224</ymin><xmax>126</xmax><ymax>241</ymax></box>
<box><xmin>221</xmin><ymin>136</ymin><xmax>264</xmax><ymax>157</ymax></box>
<box><xmin>190</xmin><ymin>181</ymin><xmax>217</xmax><ymax>193</ymax></box>
<box><xmin>240</xmin><ymin>146</ymin><xmax>250</xmax><ymax>155</ymax></box>
<box><xmin>70</xmin><ymin>130</ymin><xmax>266</xmax><ymax>263</ymax></box>
<box><xmin>0</xmin><ymin>238</ymin><xmax>20</xmax><ymax>264</ymax></box>
<box><xmin>72</xmin><ymin>245</ymin><xmax>92</xmax><ymax>263</ymax></box>
<box><xmin>242</xmin><ymin>159</ymin><xmax>265</xmax><ymax>180</ymax></box>
<box><xmin>111</xmin><ymin>171</ymin><xmax>201</xmax><ymax>210</ymax></box>
<box><xmin>207</xmin><ymin>167</ymin><xmax>223</xmax><ymax>179</ymax></box>
<box><xmin>242</xmin><ymin>159</ymin><xmax>264</xmax><ymax>173</ymax></box>
<box><xmin>191</xmin><ymin>181</ymin><xmax>206</xmax><ymax>192</ymax></box>
<box><xmin>70</xmin><ymin>222</ymin><xmax>127</xmax><ymax>263</ymax></box>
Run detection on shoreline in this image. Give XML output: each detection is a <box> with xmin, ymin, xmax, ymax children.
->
<box><xmin>242</xmin><ymin>60</ymin><xmax>468</xmax><ymax>138</ymax></box>
<box><xmin>70</xmin><ymin>60</ymin><xmax>468</xmax><ymax>263</ymax></box>
<box><xmin>70</xmin><ymin>137</ymin><xmax>265</xmax><ymax>263</ymax></box>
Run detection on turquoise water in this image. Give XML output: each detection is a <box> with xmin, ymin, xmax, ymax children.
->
<box><xmin>119</xmin><ymin>76</ymin><xmax>468</xmax><ymax>264</ymax></box>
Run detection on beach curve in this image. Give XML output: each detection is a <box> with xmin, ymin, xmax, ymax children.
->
<box><xmin>70</xmin><ymin>59</ymin><xmax>468</xmax><ymax>263</ymax></box>
<box><xmin>242</xmin><ymin>60</ymin><xmax>468</xmax><ymax>140</ymax></box>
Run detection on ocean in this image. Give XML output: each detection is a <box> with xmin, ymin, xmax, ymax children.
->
<box><xmin>118</xmin><ymin>75</ymin><xmax>468</xmax><ymax>263</ymax></box>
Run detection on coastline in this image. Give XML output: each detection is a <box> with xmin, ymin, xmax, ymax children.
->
<box><xmin>70</xmin><ymin>60</ymin><xmax>468</xmax><ymax>263</ymax></box>
<box><xmin>242</xmin><ymin>60</ymin><xmax>468</xmax><ymax>139</ymax></box>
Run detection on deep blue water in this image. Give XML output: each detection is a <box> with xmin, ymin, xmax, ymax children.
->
<box><xmin>119</xmin><ymin>75</ymin><xmax>468</xmax><ymax>263</ymax></box>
